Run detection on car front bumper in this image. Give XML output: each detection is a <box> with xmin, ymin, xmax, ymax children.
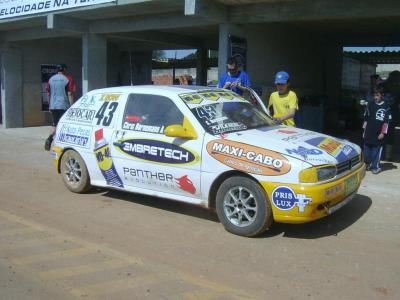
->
<box><xmin>260</xmin><ymin>163</ymin><xmax>366</xmax><ymax>224</ymax></box>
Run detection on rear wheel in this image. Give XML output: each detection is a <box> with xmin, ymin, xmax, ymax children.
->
<box><xmin>216</xmin><ymin>176</ymin><xmax>272</xmax><ymax>237</ymax></box>
<box><xmin>60</xmin><ymin>150</ymin><xmax>91</xmax><ymax>193</ymax></box>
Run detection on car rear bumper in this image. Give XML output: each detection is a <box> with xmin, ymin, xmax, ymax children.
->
<box><xmin>260</xmin><ymin>163</ymin><xmax>366</xmax><ymax>224</ymax></box>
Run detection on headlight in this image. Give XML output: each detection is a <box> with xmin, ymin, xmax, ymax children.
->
<box><xmin>299</xmin><ymin>165</ymin><xmax>336</xmax><ymax>183</ymax></box>
<box><xmin>316</xmin><ymin>166</ymin><xmax>337</xmax><ymax>181</ymax></box>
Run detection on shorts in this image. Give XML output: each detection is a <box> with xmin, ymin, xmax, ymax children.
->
<box><xmin>50</xmin><ymin>109</ymin><xmax>66</xmax><ymax>127</ymax></box>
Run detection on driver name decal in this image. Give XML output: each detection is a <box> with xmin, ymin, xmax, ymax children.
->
<box><xmin>207</xmin><ymin>139</ymin><xmax>291</xmax><ymax>176</ymax></box>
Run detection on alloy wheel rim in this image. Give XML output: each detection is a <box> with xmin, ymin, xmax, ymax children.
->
<box><xmin>64</xmin><ymin>157</ymin><xmax>82</xmax><ymax>184</ymax></box>
<box><xmin>223</xmin><ymin>186</ymin><xmax>257</xmax><ymax>227</ymax></box>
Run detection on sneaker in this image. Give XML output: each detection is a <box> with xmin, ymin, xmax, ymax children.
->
<box><xmin>371</xmin><ymin>168</ymin><xmax>381</xmax><ymax>174</ymax></box>
<box><xmin>44</xmin><ymin>138</ymin><xmax>52</xmax><ymax>151</ymax></box>
<box><xmin>366</xmin><ymin>164</ymin><xmax>371</xmax><ymax>171</ymax></box>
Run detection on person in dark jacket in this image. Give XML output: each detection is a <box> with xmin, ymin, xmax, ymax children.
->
<box><xmin>362</xmin><ymin>88</ymin><xmax>392</xmax><ymax>174</ymax></box>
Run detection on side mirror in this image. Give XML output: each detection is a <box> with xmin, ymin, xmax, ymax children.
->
<box><xmin>164</xmin><ymin>124</ymin><xmax>197</xmax><ymax>139</ymax></box>
<box><xmin>164</xmin><ymin>118</ymin><xmax>197</xmax><ymax>139</ymax></box>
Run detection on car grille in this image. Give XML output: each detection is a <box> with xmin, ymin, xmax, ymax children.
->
<box><xmin>336</xmin><ymin>155</ymin><xmax>361</xmax><ymax>175</ymax></box>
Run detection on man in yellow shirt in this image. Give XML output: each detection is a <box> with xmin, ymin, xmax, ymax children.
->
<box><xmin>268</xmin><ymin>71</ymin><xmax>299</xmax><ymax>127</ymax></box>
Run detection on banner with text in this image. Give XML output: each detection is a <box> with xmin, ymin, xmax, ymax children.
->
<box><xmin>0</xmin><ymin>0</ymin><xmax>115</xmax><ymax>20</ymax></box>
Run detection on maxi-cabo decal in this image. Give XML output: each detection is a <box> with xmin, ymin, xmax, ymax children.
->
<box><xmin>272</xmin><ymin>186</ymin><xmax>312</xmax><ymax>213</ymax></box>
<box><xmin>207</xmin><ymin>139</ymin><xmax>291</xmax><ymax>176</ymax></box>
<box><xmin>114</xmin><ymin>139</ymin><xmax>198</xmax><ymax>165</ymax></box>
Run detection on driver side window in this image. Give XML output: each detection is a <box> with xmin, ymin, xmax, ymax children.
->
<box><xmin>122</xmin><ymin>94</ymin><xmax>184</xmax><ymax>134</ymax></box>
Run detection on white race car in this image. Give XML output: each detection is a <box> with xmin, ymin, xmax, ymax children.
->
<box><xmin>51</xmin><ymin>86</ymin><xmax>366</xmax><ymax>237</ymax></box>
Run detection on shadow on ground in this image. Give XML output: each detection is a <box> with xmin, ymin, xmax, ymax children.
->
<box><xmin>100</xmin><ymin>189</ymin><xmax>372</xmax><ymax>239</ymax></box>
<box><xmin>262</xmin><ymin>194</ymin><xmax>372</xmax><ymax>239</ymax></box>
<box><xmin>102</xmin><ymin>190</ymin><xmax>219</xmax><ymax>223</ymax></box>
<box><xmin>380</xmin><ymin>162</ymin><xmax>398</xmax><ymax>172</ymax></box>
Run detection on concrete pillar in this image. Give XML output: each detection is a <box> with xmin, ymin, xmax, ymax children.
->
<box><xmin>196</xmin><ymin>48</ymin><xmax>207</xmax><ymax>86</ymax></box>
<box><xmin>0</xmin><ymin>47</ymin><xmax>23</xmax><ymax>128</ymax></box>
<box><xmin>324</xmin><ymin>42</ymin><xmax>343</xmax><ymax>131</ymax></box>
<box><xmin>218</xmin><ymin>24</ymin><xmax>230</xmax><ymax>80</ymax></box>
<box><xmin>218</xmin><ymin>23</ymin><xmax>247</xmax><ymax>80</ymax></box>
<box><xmin>130</xmin><ymin>51</ymin><xmax>152</xmax><ymax>85</ymax></box>
<box><xmin>82</xmin><ymin>33</ymin><xmax>107</xmax><ymax>93</ymax></box>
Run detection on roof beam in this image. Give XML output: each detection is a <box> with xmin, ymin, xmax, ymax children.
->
<box><xmin>109</xmin><ymin>31</ymin><xmax>202</xmax><ymax>48</ymax></box>
<box><xmin>90</xmin><ymin>12</ymin><xmax>220</xmax><ymax>34</ymax></box>
<box><xmin>230</xmin><ymin>0</ymin><xmax>400</xmax><ymax>23</ymax></box>
<box><xmin>47</xmin><ymin>14</ymin><xmax>88</xmax><ymax>33</ymax></box>
<box><xmin>1</xmin><ymin>27</ymin><xmax>77</xmax><ymax>42</ymax></box>
<box><xmin>185</xmin><ymin>0</ymin><xmax>228</xmax><ymax>22</ymax></box>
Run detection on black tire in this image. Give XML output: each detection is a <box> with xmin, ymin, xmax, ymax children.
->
<box><xmin>216</xmin><ymin>176</ymin><xmax>272</xmax><ymax>237</ymax></box>
<box><xmin>60</xmin><ymin>150</ymin><xmax>91</xmax><ymax>193</ymax></box>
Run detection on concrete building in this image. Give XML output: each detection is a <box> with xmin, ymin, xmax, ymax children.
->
<box><xmin>1</xmin><ymin>0</ymin><xmax>400</xmax><ymax>130</ymax></box>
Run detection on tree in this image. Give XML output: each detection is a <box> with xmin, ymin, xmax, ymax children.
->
<box><xmin>152</xmin><ymin>50</ymin><xmax>166</xmax><ymax>59</ymax></box>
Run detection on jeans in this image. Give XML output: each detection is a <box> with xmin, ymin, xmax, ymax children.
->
<box><xmin>364</xmin><ymin>144</ymin><xmax>383</xmax><ymax>170</ymax></box>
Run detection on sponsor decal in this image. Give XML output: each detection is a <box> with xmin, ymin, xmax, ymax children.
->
<box><xmin>286</xmin><ymin>146</ymin><xmax>323</xmax><ymax>156</ymax></box>
<box><xmin>65</xmin><ymin>107</ymin><xmax>96</xmax><ymax>124</ymax></box>
<box><xmin>281</xmin><ymin>131</ymin><xmax>317</xmax><ymax>142</ymax></box>
<box><xmin>179</xmin><ymin>91</ymin><xmax>241</xmax><ymax>105</ymax></box>
<box><xmin>99</xmin><ymin>93</ymin><xmax>121</xmax><ymax>101</ymax></box>
<box><xmin>278</xmin><ymin>129</ymin><xmax>298</xmax><ymax>134</ymax></box>
<box><xmin>78</xmin><ymin>95</ymin><xmax>96</xmax><ymax>108</ymax></box>
<box><xmin>206</xmin><ymin>139</ymin><xmax>291</xmax><ymax>176</ymax></box>
<box><xmin>56</xmin><ymin>124</ymin><xmax>91</xmax><ymax>148</ymax></box>
<box><xmin>272</xmin><ymin>186</ymin><xmax>312</xmax><ymax>213</ymax></box>
<box><xmin>175</xmin><ymin>175</ymin><xmax>196</xmax><ymax>194</ymax></box>
<box><xmin>115</xmin><ymin>139</ymin><xmax>199</xmax><ymax>165</ymax></box>
<box><xmin>305</xmin><ymin>137</ymin><xmax>358</xmax><ymax>163</ymax></box>
<box><xmin>94</xmin><ymin>129</ymin><xmax>124</xmax><ymax>188</ymax></box>
<box><xmin>210</xmin><ymin>122</ymin><xmax>247</xmax><ymax>135</ymax></box>
<box><xmin>325</xmin><ymin>184</ymin><xmax>343</xmax><ymax>197</ymax></box>
<box><xmin>122</xmin><ymin>167</ymin><xmax>196</xmax><ymax>195</ymax></box>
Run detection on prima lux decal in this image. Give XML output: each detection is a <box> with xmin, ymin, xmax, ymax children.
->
<box><xmin>115</xmin><ymin>139</ymin><xmax>198</xmax><ymax>165</ymax></box>
<box><xmin>272</xmin><ymin>186</ymin><xmax>312</xmax><ymax>213</ymax></box>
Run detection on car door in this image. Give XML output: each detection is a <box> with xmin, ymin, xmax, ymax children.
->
<box><xmin>111</xmin><ymin>93</ymin><xmax>203</xmax><ymax>200</ymax></box>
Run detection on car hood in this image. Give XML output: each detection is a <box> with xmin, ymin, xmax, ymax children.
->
<box><xmin>216</xmin><ymin>126</ymin><xmax>360</xmax><ymax>166</ymax></box>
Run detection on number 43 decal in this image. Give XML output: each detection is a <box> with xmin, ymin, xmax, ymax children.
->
<box><xmin>95</xmin><ymin>102</ymin><xmax>118</xmax><ymax>126</ymax></box>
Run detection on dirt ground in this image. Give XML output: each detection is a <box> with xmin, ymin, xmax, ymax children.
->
<box><xmin>0</xmin><ymin>126</ymin><xmax>399</xmax><ymax>300</ymax></box>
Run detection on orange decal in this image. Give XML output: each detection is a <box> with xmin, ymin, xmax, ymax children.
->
<box><xmin>318</xmin><ymin>138</ymin><xmax>341</xmax><ymax>156</ymax></box>
<box><xmin>207</xmin><ymin>140</ymin><xmax>291</xmax><ymax>176</ymax></box>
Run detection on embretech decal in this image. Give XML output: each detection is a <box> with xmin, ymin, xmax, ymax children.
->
<box><xmin>115</xmin><ymin>139</ymin><xmax>199</xmax><ymax>165</ymax></box>
<box><xmin>207</xmin><ymin>139</ymin><xmax>291</xmax><ymax>176</ymax></box>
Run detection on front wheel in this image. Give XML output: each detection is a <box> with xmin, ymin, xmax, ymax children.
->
<box><xmin>216</xmin><ymin>176</ymin><xmax>272</xmax><ymax>237</ymax></box>
<box><xmin>60</xmin><ymin>150</ymin><xmax>91</xmax><ymax>193</ymax></box>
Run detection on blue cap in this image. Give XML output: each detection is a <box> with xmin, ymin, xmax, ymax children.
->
<box><xmin>275</xmin><ymin>71</ymin><xmax>289</xmax><ymax>84</ymax></box>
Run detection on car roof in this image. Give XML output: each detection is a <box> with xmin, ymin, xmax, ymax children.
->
<box><xmin>89</xmin><ymin>85</ymin><xmax>220</xmax><ymax>96</ymax></box>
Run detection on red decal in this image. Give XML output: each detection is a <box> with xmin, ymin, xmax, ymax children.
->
<box><xmin>277</xmin><ymin>129</ymin><xmax>297</xmax><ymax>134</ymax></box>
<box><xmin>125</xmin><ymin>115</ymin><xmax>143</xmax><ymax>122</ymax></box>
<box><xmin>175</xmin><ymin>175</ymin><xmax>196</xmax><ymax>194</ymax></box>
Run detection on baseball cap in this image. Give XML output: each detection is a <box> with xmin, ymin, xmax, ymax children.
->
<box><xmin>57</xmin><ymin>64</ymin><xmax>67</xmax><ymax>72</ymax></box>
<box><xmin>275</xmin><ymin>71</ymin><xmax>289</xmax><ymax>84</ymax></box>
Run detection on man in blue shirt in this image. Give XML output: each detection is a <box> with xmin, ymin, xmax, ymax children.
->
<box><xmin>218</xmin><ymin>57</ymin><xmax>251</xmax><ymax>96</ymax></box>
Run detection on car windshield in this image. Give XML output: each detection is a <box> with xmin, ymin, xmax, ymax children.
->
<box><xmin>191</xmin><ymin>101</ymin><xmax>275</xmax><ymax>135</ymax></box>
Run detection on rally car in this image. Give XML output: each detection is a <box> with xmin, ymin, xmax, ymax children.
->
<box><xmin>51</xmin><ymin>86</ymin><xmax>366</xmax><ymax>237</ymax></box>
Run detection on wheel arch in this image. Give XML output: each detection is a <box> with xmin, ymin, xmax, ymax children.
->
<box><xmin>208</xmin><ymin>170</ymin><xmax>259</xmax><ymax>209</ymax></box>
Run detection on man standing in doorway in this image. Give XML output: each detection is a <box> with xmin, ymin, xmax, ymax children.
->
<box><xmin>218</xmin><ymin>56</ymin><xmax>251</xmax><ymax>96</ymax></box>
<box><xmin>268</xmin><ymin>71</ymin><xmax>299</xmax><ymax>127</ymax></box>
<box><xmin>44</xmin><ymin>64</ymin><xmax>76</xmax><ymax>151</ymax></box>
